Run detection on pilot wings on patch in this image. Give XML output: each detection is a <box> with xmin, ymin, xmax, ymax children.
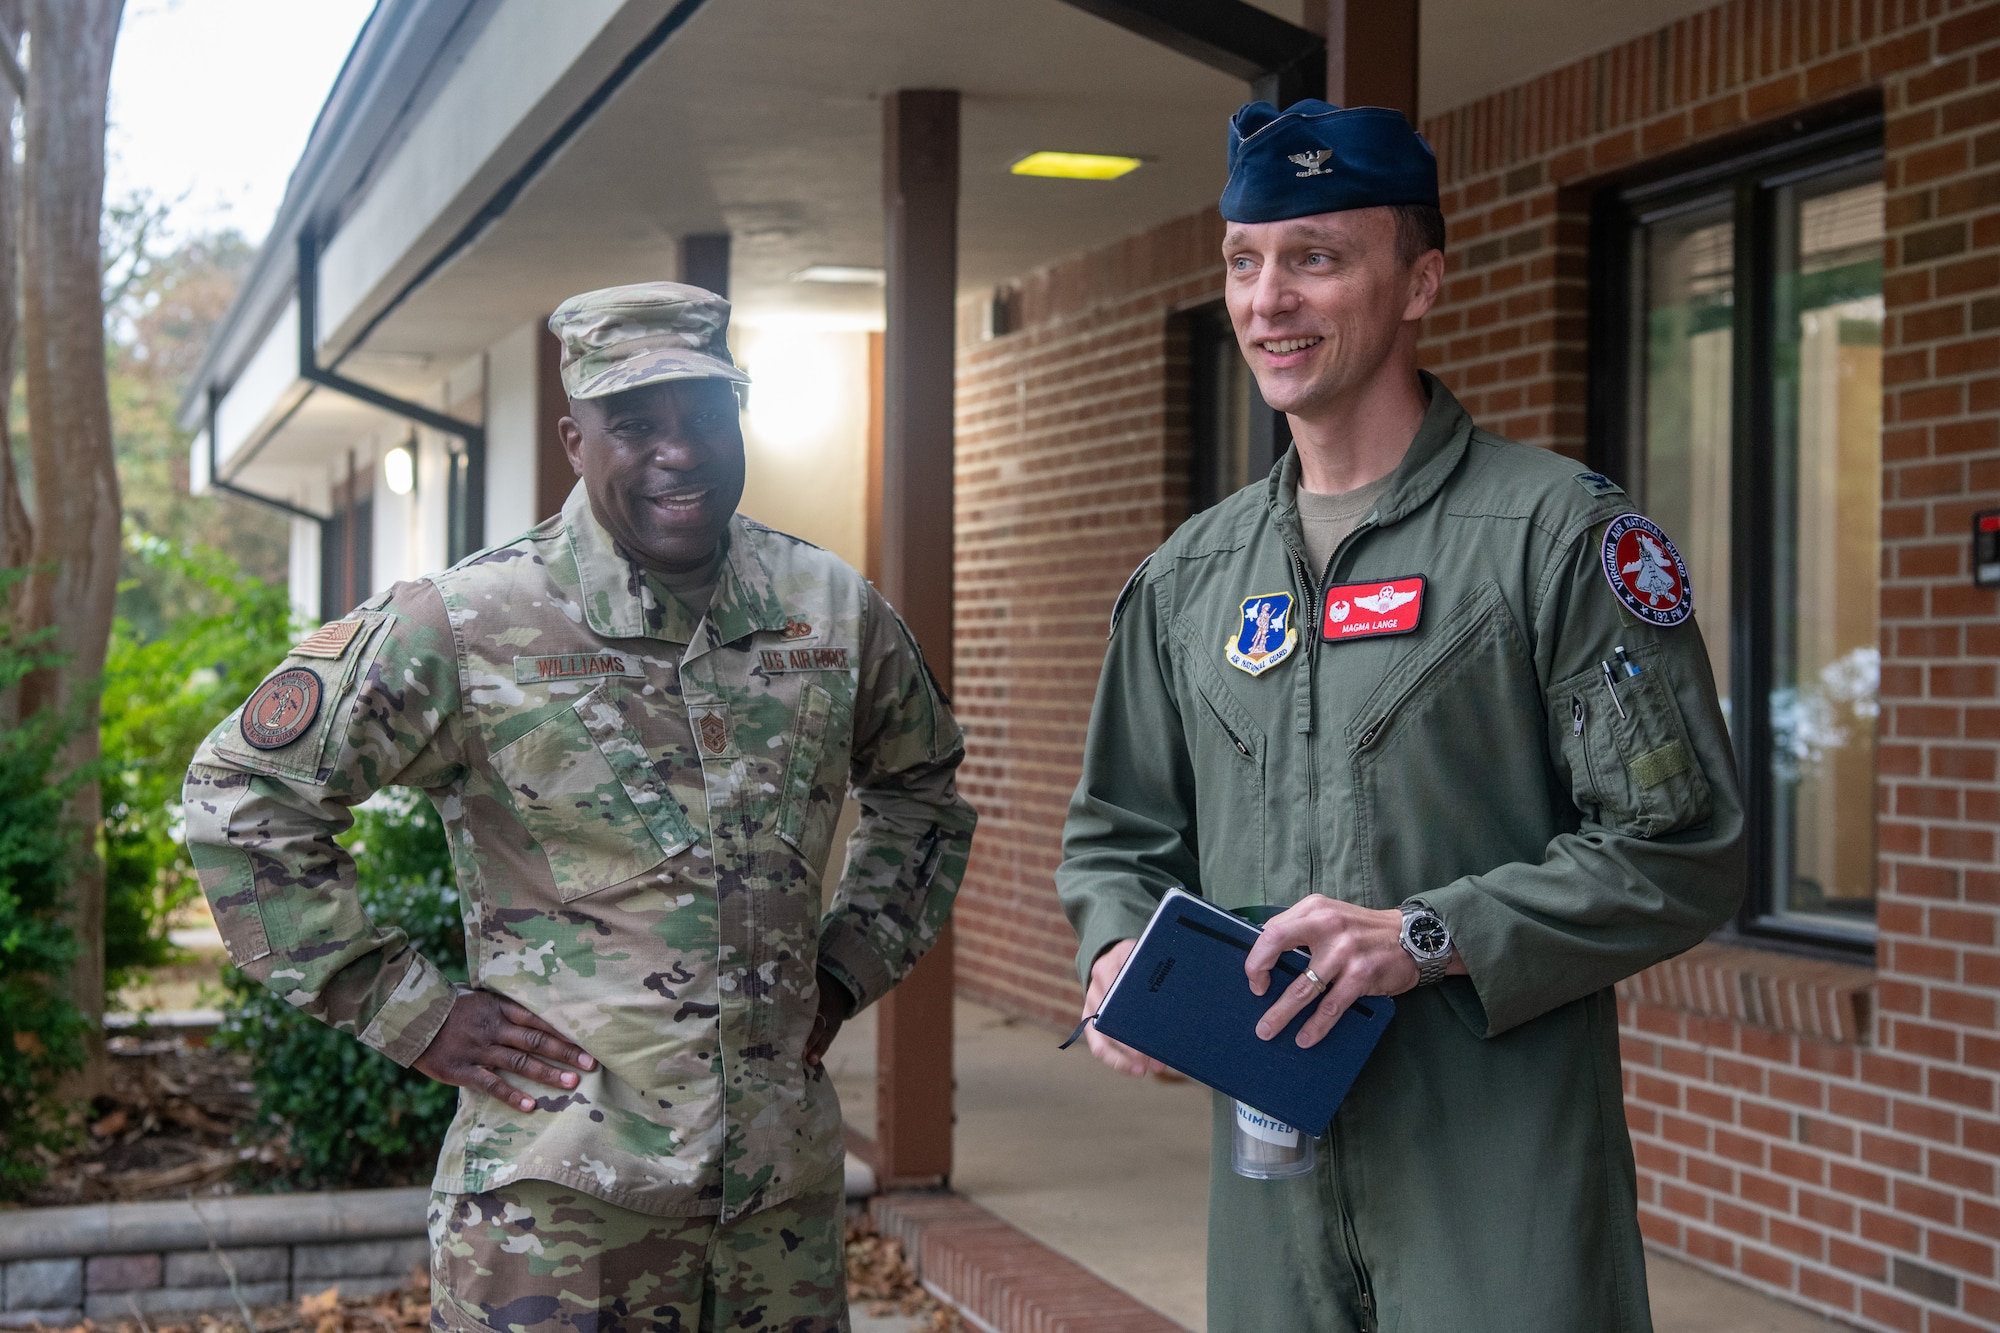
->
<box><xmin>1322</xmin><ymin>576</ymin><xmax>1426</xmax><ymax>641</ymax></box>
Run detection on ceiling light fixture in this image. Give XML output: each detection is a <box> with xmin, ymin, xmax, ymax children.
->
<box><xmin>791</xmin><ymin>265</ymin><xmax>886</xmax><ymax>285</ymax></box>
<box><xmin>1009</xmin><ymin>151</ymin><xmax>1143</xmax><ymax>181</ymax></box>
<box><xmin>383</xmin><ymin>444</ymin><xmax>415</xmax><ymax>496</ymax></box>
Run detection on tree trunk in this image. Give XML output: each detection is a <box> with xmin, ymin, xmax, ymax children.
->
<box><xmin>19</xmin><ymin>0</ymin><xmax>123</xmax><ymax>1061</ymax></box>
<box><xmin>0</xmin><ymin>0</ymin><xmax>28</xmax><ymax>630</ymax></box>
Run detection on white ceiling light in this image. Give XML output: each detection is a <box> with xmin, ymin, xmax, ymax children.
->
<box><xmin>383</xmin><ymin>444</ymin><xmax>416</xmax><ymax>496</ymax></box>
<box><xmin>791</xmin><ymin>265</ymin><xmax>885</xmax><ymax>285</ymax></box>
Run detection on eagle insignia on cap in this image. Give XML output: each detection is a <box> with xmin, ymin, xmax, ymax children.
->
<box><xmin>1288</xmin><ymin>149</ymin><xmax>1333</xmax><ymax>177</ymax></box>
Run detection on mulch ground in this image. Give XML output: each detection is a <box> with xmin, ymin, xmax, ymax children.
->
<box><xmin>7</xmin><ymin>1034</ymin><xmax>288</xmax><ymax>1209</ymax></box>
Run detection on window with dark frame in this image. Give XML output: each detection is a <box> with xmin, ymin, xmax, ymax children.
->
<box><xmin>1183</xmin><ymin>300</ymin><xmax>1289</xmax><ymax>515</ymax></box>
<box><xmin>1590</xmin><ymin>114</ymin><xmax>1885</xmax><ymax>954</ymax></box>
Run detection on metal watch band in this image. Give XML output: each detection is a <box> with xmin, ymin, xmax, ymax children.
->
<box><xmin>1401</xmin><ymin>900</ymin><xmax>1453</xmax><ymax>987</ymax></box>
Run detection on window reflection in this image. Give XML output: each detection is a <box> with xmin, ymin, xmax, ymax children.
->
<box><xmin>1630</xmin><ymin>168</ymin><xmax>1883</xmax><ymax>943</ymax></box>
<box><xmin>1771</xmin><ymin>176</ymin><xmax>1884</xmax><ymax>934</ymax></box>
<box><xmin>1640</xmin><ymin>207</ymin><xmax>1735</xmax><ymax>721</ymax></box>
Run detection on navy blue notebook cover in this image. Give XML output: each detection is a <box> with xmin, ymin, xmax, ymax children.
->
<box><xmin>1089</xmin><ymin>888</ymin><xmax>1395</xmax><ymax>1136</ymax></box>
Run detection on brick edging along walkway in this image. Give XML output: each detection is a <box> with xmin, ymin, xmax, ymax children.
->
<box><xmin>870</xmin><ymin>1191</ymin><xmax>1185</xmax><ymax>1333</ymax></box>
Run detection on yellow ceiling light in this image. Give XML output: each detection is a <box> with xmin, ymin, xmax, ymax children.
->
<box><xmin>1010</xmin><ymin>151</ymin><xmax>1143</xmax><ymax>181</ymax></box>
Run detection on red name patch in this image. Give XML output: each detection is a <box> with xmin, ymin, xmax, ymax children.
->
<box><xmin>1322</xmin><ymin>576</ymin><xmax>1426</xmax><ymax>641</ymax></box>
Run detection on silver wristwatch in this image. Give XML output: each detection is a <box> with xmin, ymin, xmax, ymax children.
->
<box><xmin>1399</xmin><ymin>899</ymin><xmax>1453</xmax><ymax>986</ymax></box>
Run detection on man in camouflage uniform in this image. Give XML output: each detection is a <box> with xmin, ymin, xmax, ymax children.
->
<box><xmin>185</xmin><ymin>282</ymin><xmax>976</xmax><ymax>1333</ymax></box>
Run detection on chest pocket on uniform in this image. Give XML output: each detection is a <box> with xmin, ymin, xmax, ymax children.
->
<box><xmin>490</xmin><ymin>680</ymin><xmax>702</xmax><ymax>901</ymax></box>
<box><xmin>1553</xmin><ymin>649</ymin><xmax>1712</xmax><ymax>838</ymax></box>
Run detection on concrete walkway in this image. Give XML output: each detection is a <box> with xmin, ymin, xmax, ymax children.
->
<box><xmin>828</xmin><ymin>997</ymin><xmax>1856</xmax><ymax>1333</ymax></box>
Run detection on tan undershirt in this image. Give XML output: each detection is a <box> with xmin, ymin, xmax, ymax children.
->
<box><xmin>1296</xmin><ymin>472</ymin><xmax>1394</xmax><ymax>580</ymax></box>
<box><xmin>652</xmin><ymin>548</ymin><xmax>724</xmax><ymax>621</ymax></box>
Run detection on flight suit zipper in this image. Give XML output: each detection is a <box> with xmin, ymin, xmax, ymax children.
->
<box><xmin>1353</xmin><ymin>605</ymin><xmax>1493</xmax><ymax>753</ymax></box>
<box><xmin>1199</xmin><ymin>691</ymin><xmax>1254</xmax><ymax>759</ymax></box>
<box><xmin>1329</xmin><ymin>1122</ymin><xmax>1378</xmax><ymax>1333</ymax></box>
<box><xmin>1281</xmin><ymin>509</ymin><xmax>1380</xmax><ymax>1329</ymax></box>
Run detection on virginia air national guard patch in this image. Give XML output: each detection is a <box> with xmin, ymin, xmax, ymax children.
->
<box><xmin>1602</xmin><ymin>514</ymin><xmax>1693</xmax><ymax>627</ymax></box>
<box><xmin>240</xmin><ymin>668</ymin><xmax>323</xmax><ymax>750</ymax></box>
<box><xmin>1226</xmin><ymin>592</ymin><xmax>1297</xmax><ymax>676</ymax></box>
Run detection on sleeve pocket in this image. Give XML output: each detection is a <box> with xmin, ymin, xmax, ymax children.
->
<box><xmin>777</xmin><ymin>682</ymin><xmax>837</xmax><ymax>862</ymax></box>
<box><xmin>1553</xmin><ymin>650</ymin><xmax>1713</xmax><ymax>838</ymax></box>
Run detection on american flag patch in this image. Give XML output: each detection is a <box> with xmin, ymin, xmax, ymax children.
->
<box><xmin>292</xmin><ymin>619</ymin><xmax>364</xmax><ymax>659</ymax></box>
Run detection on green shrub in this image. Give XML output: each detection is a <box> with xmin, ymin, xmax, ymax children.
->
<box><xmin>0</xmin><ymin>569</ymin><xmax>88</xmax><ymax>1197</ymax></box>
<box><xmin>220</xmin><ymin>791</ymin><xmax>467</xmax><ymax>1189</ymax></box>
<box><xmin>101</xmin><ymin>530</ymin><xmax>295</xmax><ymax>984</ymax></box>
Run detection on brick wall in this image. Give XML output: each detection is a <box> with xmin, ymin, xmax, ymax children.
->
<box><xmin>952</xmin><ymin>213</ymin><xmax>1221</xmax><ymax>1030</ymax></box>
<box><xmin>952</xmin><ymin>2</ymin><xmax>1999</xmax><ymax>1328</ymax></box>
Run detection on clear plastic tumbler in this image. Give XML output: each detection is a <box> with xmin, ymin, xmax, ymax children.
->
<box><xmin>1231</xmin><ymin>1099</ymin><xmax>1316</xmax><ymax>1179</ymax></box>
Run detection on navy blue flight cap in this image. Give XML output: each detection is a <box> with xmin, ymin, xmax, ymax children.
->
<box><xmin>1220</xmin><ymin>100</ymin><xmax>1439</xmax><ymax>224</ymax></box>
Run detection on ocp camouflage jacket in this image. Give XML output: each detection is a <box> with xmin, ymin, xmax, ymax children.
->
<box><xmin>185</xmin><ymin>484</ymin><xmax>975</xmax><ymax>1221</ymax></box>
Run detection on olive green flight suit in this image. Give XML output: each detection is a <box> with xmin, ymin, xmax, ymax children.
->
<box><xmin>1058</xmin><ymin>375</ymin><xmax>1744</xmax><ymax>1333</ymax></box>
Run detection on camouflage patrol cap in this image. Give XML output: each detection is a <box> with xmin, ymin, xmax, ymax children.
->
<box><xmin>548</xmin><ymin>281</ymin><xmax>752</xmax><ymax>400</ymax></box>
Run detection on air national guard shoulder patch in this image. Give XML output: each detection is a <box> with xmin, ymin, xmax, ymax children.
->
<box><xmin>1323</xmin><ymin>576</ymin><xmax>1425</xmax><ymax>641</ymax></box>
<box><xmin>1601</xmin><ymin>513</ymin><xmax>1693</xmax><ymax>627</ymax></box>
<box><xmin>1226</xmin><ymin>591</ymin><xmax>1298</xmax><ymax>676</ymax></box>
<box><xmin>240</xmin><ymin>667</ymin><xmax>323</xmax><ymax>750</ymax></box>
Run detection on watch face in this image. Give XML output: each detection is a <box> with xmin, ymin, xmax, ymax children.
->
<box><xmin>1406</xmin><ymin>912</ymin><xmax>1449</xmax><ymax>958</ymax></box>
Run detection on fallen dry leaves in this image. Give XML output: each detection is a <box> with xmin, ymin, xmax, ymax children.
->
<box><xmin>846</xmin><ymin>1218</ymin><xmax>963</xmax><ymax>1331</ymax></box>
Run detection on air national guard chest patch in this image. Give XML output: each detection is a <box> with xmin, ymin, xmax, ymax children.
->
<box><xmin>1602</xmin><ymin>513</ymin><xmax>1693</xmax><ymax>627</ymax></box>
<box><xmin>1225</xmin><ymin>592</ymin><xmax>1297</xmax><ymax>676</ymax></box>
<box><xmin>1323</xmin><ymin>576</ymin><xmax>1425</xmax><ymax>641</ymax></box>
<box><xmin>240</xmin><ymin>668</ymin><xmax>323</xmax><ymax>750</ymax></box>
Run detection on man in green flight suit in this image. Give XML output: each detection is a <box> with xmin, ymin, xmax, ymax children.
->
<box><xmin>1058</xmin><ymin>101</ymin><xmax>1744</xmax><ymax>1332</ymax></box>
<box><xmin>185</xmin><ymin>282</ymin><xmax>976</xmax><ymax>1333</ymax></box>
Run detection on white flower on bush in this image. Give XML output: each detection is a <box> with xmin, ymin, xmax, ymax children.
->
<box><xmin>1769</xmin><ymin>645</ymin><xmax>1880</xmax><ymax>782</ymax></box>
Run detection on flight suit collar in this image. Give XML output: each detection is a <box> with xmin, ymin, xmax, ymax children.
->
<box><xmin>562</xmin><ymin>482</ymin><xmax>789</xmax><ymax>645</ymax></box>
<box><xmin>1267</xmin><ymin>371</ymin><xmax>1474</xmax><ymax>535</ymax></box>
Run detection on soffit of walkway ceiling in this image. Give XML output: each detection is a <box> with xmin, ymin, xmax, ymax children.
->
<box><xmin>318</xmin><ymin>0</ymin><xmax>1720</xmax><ymax>413</ymax></box>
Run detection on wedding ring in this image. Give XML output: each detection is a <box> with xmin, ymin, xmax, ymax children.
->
<box><xmin>1303</xmin><ymin>966</ymin><xmax>1328</xmax><ymax>992</ymax></box>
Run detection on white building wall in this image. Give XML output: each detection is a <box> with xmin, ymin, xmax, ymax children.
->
<box><xmin>735</xmin><ymin>325</ymin><xmax>870</xmax><ymax>573</ymax></box>
<box><xmin>369</xmin><ymin>430</ymin><xmax>410</xmax><ymax>600</ymax></box>
<box><xmin>414</xmin><ymin>427</ymin><xmax>452</xmax><ymax>574</ymax></box>
<box><xmin>287</xmin><ymin>472</ymin><xmax>329</xmax><ymax>622</ymax></box>
<box><xmin>316</xmin><ymin>1</ymin><xmax>626</xmax><ymax>350</ymax></box>
<box><xmin>485</xmin><ymin>320</ymin><xmax>541</xmax><ymax>545</ymax></box>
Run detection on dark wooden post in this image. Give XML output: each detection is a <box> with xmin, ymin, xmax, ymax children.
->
<box><xmin>1316</xmin><ymin>0</ymin><xmax>1419</xmax><ymax>122</ymax></box>
<box><xmin>873</xmin><ymin>87</ymin><xmax>960</xmax><ymax>1190</ymax></box>
<box><xmin>534</xmin><ymin>323</ymin><xmax>573</xmax><ymax>524</ymax></box>
<box><xmin>680</xmin><ymin>233</ymin><xmax>731</xmax><ymax>299</ymax></box>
